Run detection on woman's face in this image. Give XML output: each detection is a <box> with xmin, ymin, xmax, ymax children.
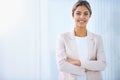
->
<box><xmin>73</xmin><ymin>5</ymin><xmax>90</xmax><ymax>28</ymax></box>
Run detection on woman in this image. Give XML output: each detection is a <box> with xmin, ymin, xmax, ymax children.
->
<box><xmin>56</xmin><ymin>0</ymin><xmax>106</xmax><ymax>80</ymax></box>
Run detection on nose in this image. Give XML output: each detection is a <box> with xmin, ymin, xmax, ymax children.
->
<box><xmin>79</xmin><ymin>14</ymin><xmax>85</xmax><ymax>19</ymax></box>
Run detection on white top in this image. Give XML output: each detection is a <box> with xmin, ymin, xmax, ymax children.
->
<box><xmin>75</xmin><ymin>36</ymin><xmax>88</xmax><ymax>80</ymax></box>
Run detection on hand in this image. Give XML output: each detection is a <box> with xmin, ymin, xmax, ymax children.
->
<box><xmin>85</xmin><ymin>68</ymin><xmax>91</xmax><ymax>73</ymax></box>
<box><xmin>85</xmin><ymin>69</ymin><xmax>89</xmax><ymax>72</ymax></box>
<box><xmin>66</xmin><ymin>57</ymin><xmax>81</xmax><ymax>66</ymax></box>
<box><xmin>66</xmin><ymin>57</ymin><xmax>90</xmax><ymax>72</ymax></box>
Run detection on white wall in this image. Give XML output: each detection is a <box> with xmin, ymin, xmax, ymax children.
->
<box><xmin>0</xmin><ymin>0</ymin><xmax>40</xmax><ymax>80</ymax></box>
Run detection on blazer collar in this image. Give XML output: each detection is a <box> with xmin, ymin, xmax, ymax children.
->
<box><xmin>69</xmin><ymin>30</ymin><xmax>94</xmax><ymax>40</ymax></box>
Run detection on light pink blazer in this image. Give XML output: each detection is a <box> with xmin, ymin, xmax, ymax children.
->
<box><xmin>56</xmin><ymin>31</ymin><xmax>106</xmax><ymax>80</ymax></box>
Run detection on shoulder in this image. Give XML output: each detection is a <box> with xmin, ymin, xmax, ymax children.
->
<box><xmin>89</xmin><ymin>32</ymin><xmax>103</xmax><ymax>45</ymax></box>
<box><xmin>57</xmin><ymin>31</ymin><xmax>72</xmax><ymax>39</ymax></box>
<box><xmin>89</xmin><ymin>31</ymin><xmax>102</xmax><ymax>40</ymax></box>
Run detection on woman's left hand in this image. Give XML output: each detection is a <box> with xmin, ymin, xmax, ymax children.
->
<box><xmin>66</xmin><ymin>57</ymin><xmax>90</xmax><ymax>72</ymax></box>
<box><xmin>66</xmin><ymin>57</ymin><xmax>81</xmax><ymax>66</ymax></box>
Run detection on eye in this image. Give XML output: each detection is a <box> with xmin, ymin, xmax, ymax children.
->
<box><xmin>76</xmin><ymin>12</ymin><xmax>81</xmax><ymax>15</ymax></box>
<box><xmin>84</xmin><ymin>12</ymin><xmax>89</xmax><ymax>16</ymax></box>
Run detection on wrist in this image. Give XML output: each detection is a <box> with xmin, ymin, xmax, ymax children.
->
<box><xmin>76</xmin><ymin>60</ymin><xmax>81</xmax><ymax>66</ymax></box>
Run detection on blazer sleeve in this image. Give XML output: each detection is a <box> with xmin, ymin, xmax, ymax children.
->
<box><xmin>81</xmin><ymin>36</ymin><xmax>106</xmax><ymax>71</ymax></box>
<box><xmin>56</xmin><ymin>34</ymin><xmax>85</xmax><ymax>75</ymax></box>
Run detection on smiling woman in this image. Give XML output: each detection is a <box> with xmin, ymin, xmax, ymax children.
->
<box><xmin>56</xmin><ymin>0</ymin><xmax>106</xmax><ymax>80</ymax></box>
<box><xmin>73</xmin><ymin>6</ymin><xmax>90</xmax><ymax>27</ymax></box>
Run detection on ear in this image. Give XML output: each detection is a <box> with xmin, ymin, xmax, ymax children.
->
<box><xmin>72</xmin><ymin>14</ymin><xmax>74</xmax><ymax>19</ymax></box>
<box><xmin>72</xmin><ymin>12</ymin><xmax>74</xmax><ymax>18</ymax></box>
<box><xmin>88</xmin><ymin>15</ymin><xmax>91</xmax><ymax>18</ymax></box>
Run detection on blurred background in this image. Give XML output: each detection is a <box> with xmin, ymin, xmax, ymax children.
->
<box><xmin>0</xmin><ymin>0</ymin><xmax>120</xmax><ymax>80</ymax></box>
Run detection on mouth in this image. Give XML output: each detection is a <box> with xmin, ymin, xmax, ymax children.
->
<box><xmin>78</xmin><ymin>20</ymin><xmax>86</xmax><ymax>24</ymax></box>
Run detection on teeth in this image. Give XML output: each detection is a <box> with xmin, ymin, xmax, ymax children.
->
<box><xmin>79</xmin><ymin>21</ymin><xmax>84</xmax><ymax>23</ymax></box>
<box><xmin>80</xmin><ymin>21</ymin><xmax>84</xmax><ymax>22</ymax></box>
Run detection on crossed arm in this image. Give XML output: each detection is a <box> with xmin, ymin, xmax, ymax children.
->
<box><xmin>66</xmin><ymin>57</ymin><xmax>89</xmax><ymax>72</ymax></box>
<box><xmin>56</xmin><ymin>34</ymin><xmax>106</xmax><ymax>75</ymax></box>
<box><xmin>66</xmin><ymin>57</ymin><xmax>81</xmax><ymax>66</ymax></box>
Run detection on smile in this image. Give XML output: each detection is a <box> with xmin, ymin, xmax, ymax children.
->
<box><xmin>79</xmin><ymin>20</ymin><xmax>85</xmax><ymax>24</ymax></box>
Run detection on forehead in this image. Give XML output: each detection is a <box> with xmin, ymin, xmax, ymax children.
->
<box><xmin>75</xmin><ymin>5</ymin><xmax>89</xmax><ymax>12</ymax></box>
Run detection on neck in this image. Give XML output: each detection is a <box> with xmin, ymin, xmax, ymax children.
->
<box><xmin>74</xmin><ymin>27</ymin><xmax>87</xmax><ymax>37</ymax></box>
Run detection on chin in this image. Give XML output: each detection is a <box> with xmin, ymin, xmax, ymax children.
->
<box><xmin>78</xmin><ymin>24</ymin><xmax>86</xmax><ymax>27</ymax></box>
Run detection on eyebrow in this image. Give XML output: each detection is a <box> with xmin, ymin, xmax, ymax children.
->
<box><xmin>75</xmin><ymin>11</ymin><xmax>89</xmax><ymax>13</ymax></box>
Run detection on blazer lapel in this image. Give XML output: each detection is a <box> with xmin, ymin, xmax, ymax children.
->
<box><xmin>87</xmin><ymin>31</ymin><xmax>96</xmax><ymax>60</ymax></box>
<box><xmin>68</xmin><ymin>31</ymin><xmax>79</xmax><ymax>58</ymax></box>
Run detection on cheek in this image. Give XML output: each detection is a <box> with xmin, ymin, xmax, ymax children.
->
<box><xmin>73</xmin><ymin>16</ymin><xmax>79</xmax><ymax>21</ymax></box>
<box><xmin>86</xmin><ymin>17</ymin><xmax>90</xmax><ymax>21</ymax></box>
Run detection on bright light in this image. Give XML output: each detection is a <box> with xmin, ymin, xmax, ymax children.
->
<box><xmin>0</xmin><ymin>0</ymin><xmax>22</xmax><ymax>36</ymax></box>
